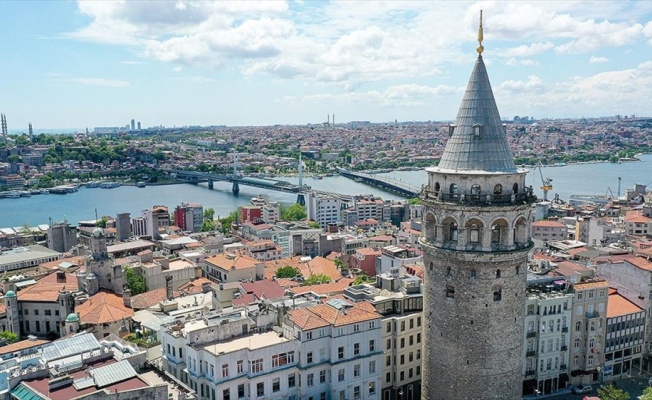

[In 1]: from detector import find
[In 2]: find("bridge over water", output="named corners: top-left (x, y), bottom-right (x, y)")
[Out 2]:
top-left (166, 167), bottom-right (419, 203)
top-left (337, 169), bottom-right (420, 198)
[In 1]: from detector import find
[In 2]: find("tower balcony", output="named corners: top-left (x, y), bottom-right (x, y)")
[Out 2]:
top-left (421, 186), bottom-right (536, 206)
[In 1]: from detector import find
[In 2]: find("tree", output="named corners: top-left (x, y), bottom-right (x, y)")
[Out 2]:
top-left (0, 331), bottom-right (18, 344)
top-left (307, 221), bottom-right (321, 229)
top-left (97, 216), bottom-right (109, 228)
top-left (408, 197), bottom-right (422, 205)
top-left (275, 266), bottom-right (301, 279)
top-left (597, 384), bottom-right (630, 400)
top-left (201, 207), bottom-right (217, 232)
top-left (217, 208), bottom-right (239, 234)
top-left (354, 274), bottom-right (374, 285)
top-left (280, 203), bottom-right (307, 221)
top-left (124, 267), bottom-right (147, 295)
top-left (641, 387), bottom-right (652, 400)
top-left (303, 273), bottom-right (331, 286)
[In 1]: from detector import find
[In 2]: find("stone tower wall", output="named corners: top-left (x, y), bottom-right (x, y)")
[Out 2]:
top-left (421, 196), bottom-right (532, 399)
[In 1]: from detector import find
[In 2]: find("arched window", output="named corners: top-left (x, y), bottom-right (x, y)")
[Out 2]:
top-left (513, 183), bottom-right (519, 194)
top-left (424, 213), bottom-right (436, 242)
top-left (496, 269), bottom-right (501, 278)
top-left (429, 262), bottom-right (433, 271)
top-left (470, 269), bottom-right (477, 278)
top-left (446, 285), bottom-right (455, 298)
top-left (589, 338), bottom-right (595, 349)
top-left (434, 182), bottom-right (440, 192)
top-left (450, 223), bottom-right (458, 241)
top-left (516, 265), bottom-right (520, 274)
top-left (494, 184), bottom-right (502, 195)
top-left (471, 184), bottom-right (481, 195)
top-left (469, 223), bottom-right (480, 243)
top-left (449, 183), bottom-right (458, 194)
top-left (493, 288), bottom-right (502, 301)
top-left (491, 224), bottom-right (501, 243)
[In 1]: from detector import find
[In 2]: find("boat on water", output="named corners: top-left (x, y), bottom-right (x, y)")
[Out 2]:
top-left (5, 191), bottom-right (21, 198)
top-left (99, 182), bottom-right (121, 189)
top-left (49, 185), bottom-right (79, 194)
top-left (19, 191), bottom-right (31, 197)
top-left (136, 181), bottom-right (146, 188)
top-left (85, 181), bottom-right (101, 188)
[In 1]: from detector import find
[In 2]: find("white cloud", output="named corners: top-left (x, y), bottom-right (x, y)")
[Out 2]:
top-left (589, 56), bottom-right (608, 64)
top-left (500, 42), bottom-right (554, 58)
top-left (300, 83), bottom-right (462, 107)
top-left (506, 58), bottom-right (539, 67)
top-left (498, 75), bottom-right (545, 93)
top-left (119, 60), bottom-right (143, 65)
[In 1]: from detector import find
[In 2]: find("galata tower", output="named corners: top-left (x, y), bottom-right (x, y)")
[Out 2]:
top-left (420, 11), bottom-right (534, 399)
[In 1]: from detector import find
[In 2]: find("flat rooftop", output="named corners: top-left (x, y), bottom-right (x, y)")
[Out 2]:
top-left (202, 331), bottom-right (290, 356)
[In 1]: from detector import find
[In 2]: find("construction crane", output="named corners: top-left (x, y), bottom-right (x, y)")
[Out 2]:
top-left (537, 162), bottom-right (553, 201)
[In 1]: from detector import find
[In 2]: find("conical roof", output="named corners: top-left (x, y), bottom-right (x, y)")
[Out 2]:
top-left (436, 55), bottom-right (517, 173)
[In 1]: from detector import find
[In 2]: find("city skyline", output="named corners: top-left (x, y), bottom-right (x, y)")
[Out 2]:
top-left (2, 1), bottom-right (652, 130)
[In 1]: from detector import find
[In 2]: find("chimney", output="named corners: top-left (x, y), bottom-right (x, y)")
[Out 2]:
top-left (201, 282), bottom-right (211, 294)
top-left (165, 275), bottom-right (173, 301)
top-left (56, 271), bottom-right (66, 283)
top-left (123, 289), bottom-right (132, 308)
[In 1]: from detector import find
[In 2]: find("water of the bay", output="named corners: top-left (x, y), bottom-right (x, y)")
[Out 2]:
top-left (1, 155), bottom-right (651, 228)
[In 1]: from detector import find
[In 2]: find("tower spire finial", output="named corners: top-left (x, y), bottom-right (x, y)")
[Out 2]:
top-left (477, 10), bottom-right (484, 55)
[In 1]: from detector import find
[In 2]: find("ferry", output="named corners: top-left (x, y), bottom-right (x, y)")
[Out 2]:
top-left (99, 182), bottom-right (121, 189)
top-left (49, 185), bottom-right (79, 194)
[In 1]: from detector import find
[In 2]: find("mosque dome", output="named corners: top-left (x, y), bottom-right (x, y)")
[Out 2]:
top-left (66, 313), bottom-right (79, 323)
top-left (5, 290), bottom-right (16, 298)
top-left (92, 227), bottom-right (105, 238)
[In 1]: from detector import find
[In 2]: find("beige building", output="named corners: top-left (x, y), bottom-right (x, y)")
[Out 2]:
top-left (531, 220), bottom-right (567, 242)
top-left (203, 252), bottom-right (263, 283)
top-left (76, 290), bottom-right (134, 339)
top-left (569, 279), bottom-right (609, 385)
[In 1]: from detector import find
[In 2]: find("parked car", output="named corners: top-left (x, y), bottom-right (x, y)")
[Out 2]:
top-left (571, 384), bottom-right (593, 394)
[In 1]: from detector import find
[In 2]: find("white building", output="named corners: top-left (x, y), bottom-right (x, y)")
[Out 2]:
top-left (306, 193), bottom-right (342, 228)
top-left (522, 277), bottom-right (573, 396)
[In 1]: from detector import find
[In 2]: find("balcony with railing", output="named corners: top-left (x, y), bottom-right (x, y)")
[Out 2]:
top-left (421, 186), bottom-right (536, 206)
top-left (525, 369), bottom-right (536, 377)
top-left (586, 311), bottom-right (600, 319)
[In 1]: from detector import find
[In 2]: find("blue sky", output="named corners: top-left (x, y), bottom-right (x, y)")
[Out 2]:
top-left (2, 1), bottom-right (652, 131)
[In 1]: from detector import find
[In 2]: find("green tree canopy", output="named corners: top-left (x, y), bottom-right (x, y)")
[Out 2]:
top-left (641, 386), bottom-right (652, 400)
top-left (303, 273), bottom-right (331, 286)
top-left (280, 203), bottom-right (307, 221)
top-left (308, 221), bottom-right (321, 229)
top-left (597, 384), bottom-right (630, 400)
top-left (124, 267), bottom-right (147, 295)
top-left (0, 331), bottom-right (18, 344)
top-left (275, 266), bottom-right (301, 279)
top-left (201, 207), bottom-right (217, 232)
top-left (354, 274), bottom-right (374, 285)
top-left (408, 197), bottom-right (422, 205)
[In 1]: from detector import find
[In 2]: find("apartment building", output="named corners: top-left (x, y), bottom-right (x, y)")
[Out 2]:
top-left (522, 277), bottom-right (573, 396)
top-left (531, 220), bottom-right (567, 242)
top-left (161, 297), bottom-right (382, 400)
top-left (624, 210), bottom-right (652, 236)
top-left (306, 192), bottom-right (342, 228)
top-left (174, 202), bottom-right (204, 232)
top-left (203, 252), bottom-right (264, 283)
top-left (574, 216), bottom-right (615, 247)
top-left (604, 289), bottom-right (645, 381)
top-left (569, 279), bottom-right (609, 385)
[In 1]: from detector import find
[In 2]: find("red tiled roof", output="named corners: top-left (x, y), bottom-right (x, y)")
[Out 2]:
top-left (76, 291), bottom-right (134, 325)
top-left (607, 291), bottom-right (644, 318)
top-left (18, 272), bottom-right (79, 302)
top-left (130, 288), bottom-right (180, 310)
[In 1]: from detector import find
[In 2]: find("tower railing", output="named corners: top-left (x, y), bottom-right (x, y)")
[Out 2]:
top-left (421, 186), bottom-right (536, 205)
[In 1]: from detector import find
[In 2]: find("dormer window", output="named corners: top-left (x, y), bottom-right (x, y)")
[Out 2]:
top-left (472, 124), bottom-right (482, 139)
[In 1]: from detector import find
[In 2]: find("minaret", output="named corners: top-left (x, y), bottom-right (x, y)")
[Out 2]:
top-left (420, 11), bottom-right (533, 399)
top-left (28, 123), bottom-right (33, 142)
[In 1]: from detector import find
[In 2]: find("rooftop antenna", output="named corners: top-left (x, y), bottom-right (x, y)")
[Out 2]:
top-left (477, 10), bottom-right (484, 55)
